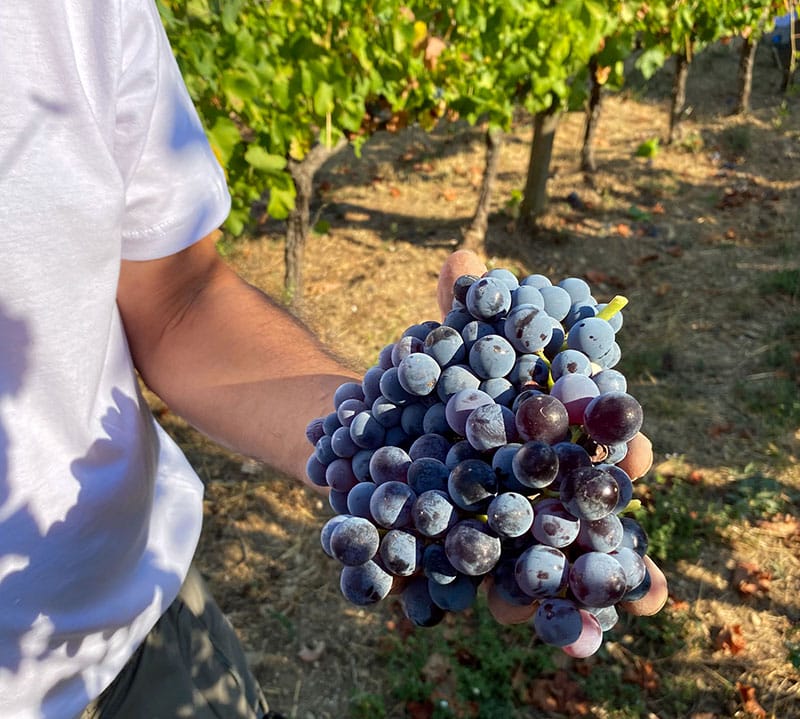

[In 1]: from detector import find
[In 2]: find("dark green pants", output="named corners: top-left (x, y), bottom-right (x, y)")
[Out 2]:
top-left (81, 568), bottom-right (269, 719)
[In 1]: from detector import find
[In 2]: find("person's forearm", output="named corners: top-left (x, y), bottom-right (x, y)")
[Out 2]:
top-left (118, 241), bottom-right (359, 483)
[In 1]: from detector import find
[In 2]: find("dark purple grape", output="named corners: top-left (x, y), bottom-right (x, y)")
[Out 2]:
top-left (369, 481), bottom-right (417, 528)
top-left (407, 457), bottom-right (449, 494)
top-left (368, 445), bottom-right (412, 485)
top-left (550, 349), bottom-right (592, 380)
top-left (325, 457), bottom-right (358, 492)
top-left (515, 394), bottom-right (569, 445)
top-left (305, 416), bottom-right (326, 445)
top-left (468, 334), bottom-right (516, 379)
top-left (560, 466), bottom-right (619, 521)
top-left (534, 598), bottom-right (582, 647)
top-left (329, 516), bottom-right (380, 566)
top-left (331, 425), bottom-right (359, 458)
top-left (337, 397), bottom-right (368, 427)
top-left (568, 551), bottom-right (627, 607)
top-left (400, 577), bottom-right (445, 627)
top-left (408, 432), bottom-right (452, 463)
top-left (453, 274), bottom-right (480, 305)
top-left (391, 334), bottom-right (424, 366)
top-left (379, 529), bottom-right (423, 576)
top-left (423, 544), bottom-right (458, 585)
top-left (619, 517), bottom-right (649, 557)
top-left (333, 381), bottom-right (365, 408)
top-left (503, 304), bottom-right (553, 354)
top-left (575, 513), bottom-right (623, 553)
top-left (582, 391), bottom-right (644, 445)
top-left (515, 545), bottom-right (569, 598)
top-left (397, 352), bottom-right (441, 396)
top-left (567, 317), bottom-right (616, 362)
top-left (436, 364), bottom-right (481, 403)
top-left (340, 561), bottom-right (393, 605)
top-left (531, 499), bottom-right (580, 548)
top-left (465, 403), bottom-right (518, 451)
top-left (465, 276), bottom-right (512, 321)
top-left (320, 515), bottom-right (350, 557)
top-left (444, 519), bottom-right (502, 576)
top-left (428, 573), bottom-right (478, 612)
top-left (486, 492), bottom-right (534, 538)
top-left (346, 481), bottom-right (377, 520)
top-left (447, 459), bottom-right (497, 512)
top-left (445, 388), bottom-right (494, 436)
top-left (511, 440), bottom-right (559, 489)
top-left (412, 489), bottom-right (458, 538)
top-left (610, 546), bottom-right (647, 591)
top-left (424, 325), bottom-right (467, 368)
top-left (349, 411), bottom-right (386, 449)
top-left (539, 284), bottom-right (572, 321)
top-left (444, 439), bottom-right (480, 470)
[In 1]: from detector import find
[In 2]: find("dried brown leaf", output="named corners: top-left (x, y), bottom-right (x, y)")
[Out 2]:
top-left (714, 624), bottom-right (746, 655)
top-left (736, 682), bottom-right (767, 718)
top-left (732, 562), bottom-right (771, 597)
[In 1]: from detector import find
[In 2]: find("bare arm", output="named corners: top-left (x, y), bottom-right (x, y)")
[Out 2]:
top-left (117, 234), bottom-right (359, 484)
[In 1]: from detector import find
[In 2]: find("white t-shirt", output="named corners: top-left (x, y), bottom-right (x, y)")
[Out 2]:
top-left (0, 2), bottom-right (231, 717)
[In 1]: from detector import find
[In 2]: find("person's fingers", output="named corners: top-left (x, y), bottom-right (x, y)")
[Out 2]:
top-left (484, 576), bottom-right (538, 625)
top-left (618, 555), bottom-right (668, 616)
top-left (436, 249), bottom-right (487, 318)
top-left (616, 431), bottom-right (653, 480)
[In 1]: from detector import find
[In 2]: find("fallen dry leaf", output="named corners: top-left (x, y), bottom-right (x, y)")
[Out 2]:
top-left (441, 188), bottom-right (458, 202)
top-left (406, 700), bottom-right (433, 719)
top-left (516, 668), bottom-right (590, 715)
top-left (623, 658), bottom-right (660, 692)
top-left (585, 269), bottom-right (610, 284)
top-left (634, 252), bottom-right (660, 265)
top-left (715, 624), bottom-right (746, 655)
top-left (732, 562), bottom-right (771, 597)
top-left (736, 682), bottom-right (767, 718)
top-left (616, 223), bottom-right (632, 237)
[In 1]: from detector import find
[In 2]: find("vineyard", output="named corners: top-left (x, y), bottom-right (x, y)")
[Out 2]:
top-left (152, 3), bottom-right (800, 719)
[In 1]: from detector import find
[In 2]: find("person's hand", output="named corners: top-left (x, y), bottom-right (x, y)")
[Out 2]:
top-left (436, 249), bottom-right (488, 318)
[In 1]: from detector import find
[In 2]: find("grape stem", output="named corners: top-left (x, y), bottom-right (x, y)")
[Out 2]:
top-left (596, 295), bottom-right (629, 321)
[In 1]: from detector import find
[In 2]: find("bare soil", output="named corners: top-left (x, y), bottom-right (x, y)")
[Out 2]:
top-left (153, 41), bottom-right (800, 718)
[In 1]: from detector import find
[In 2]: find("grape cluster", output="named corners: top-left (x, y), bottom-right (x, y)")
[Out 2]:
top-left (305, 269), bottom-right (657, 658)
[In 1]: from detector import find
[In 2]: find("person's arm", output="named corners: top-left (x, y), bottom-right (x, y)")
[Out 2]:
top-left (117, 233), bottom-right (360, 484)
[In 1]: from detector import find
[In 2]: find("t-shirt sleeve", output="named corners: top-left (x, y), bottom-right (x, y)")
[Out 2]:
top-left (115, 0), bottom-right (231, 261)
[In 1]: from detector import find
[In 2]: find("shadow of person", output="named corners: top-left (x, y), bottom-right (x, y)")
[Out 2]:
top-left (1, 379), bottom-right (184, 718)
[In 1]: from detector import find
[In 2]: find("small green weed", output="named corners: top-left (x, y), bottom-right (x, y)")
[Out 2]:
top-left (350, 691), bottom-right (387, 719)
top-left (387, 600), bottom-right (556, 719)
top-left (758, 268), bottom-right (800, 299)
top-left (632, 472), bottom-right (719, 563)
top-left (719, 124), bottom-right (751, 156)
top-left (723, 469), bottom-right (798, 522)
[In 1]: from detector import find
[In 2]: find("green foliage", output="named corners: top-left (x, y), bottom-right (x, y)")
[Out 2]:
top-left (723, 469), bottom-right (798, 522)
top-left (758, 268), bottom-right (800, 298)
top-left (635, 137), bottom-right (660, 158)
top-left (350, 691), bottom-right (387, 718)
top-left (156, 0), bottom-right (791, 236)
top-left (157, 0), bottom-right (434, 234)
top-left (632, 471), bottom-right (718, 562)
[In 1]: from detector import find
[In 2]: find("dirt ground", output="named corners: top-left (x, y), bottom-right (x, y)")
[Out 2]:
top-left (152, 40), bottom-right (800, 718)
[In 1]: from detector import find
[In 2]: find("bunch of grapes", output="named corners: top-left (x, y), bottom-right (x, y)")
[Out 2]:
top-left (305, 269), bottom-right (658, 658)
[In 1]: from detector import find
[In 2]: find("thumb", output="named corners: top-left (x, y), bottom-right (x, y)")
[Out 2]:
top-left (436, 249), bottom-right (487, 319)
